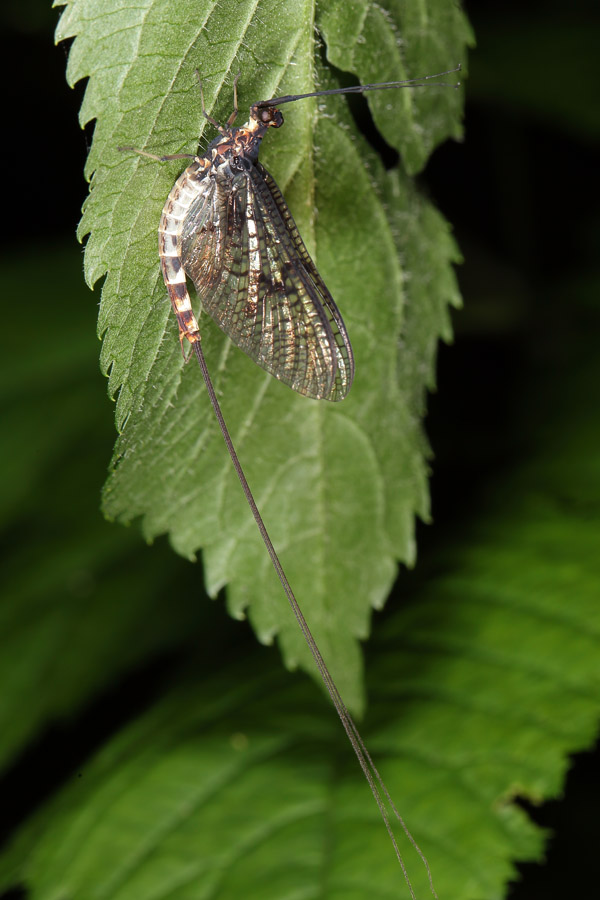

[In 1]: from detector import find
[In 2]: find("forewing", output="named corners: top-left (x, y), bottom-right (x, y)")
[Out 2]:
top-left (255, 163), bottom-right (354, 400)
top-left (180, 163), bottom-right (354, 401)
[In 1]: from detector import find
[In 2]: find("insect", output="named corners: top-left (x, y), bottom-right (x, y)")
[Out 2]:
top-left (163, 77), bottom-right (354, 402)
top-left (119, 65), bottom-right (460, 898)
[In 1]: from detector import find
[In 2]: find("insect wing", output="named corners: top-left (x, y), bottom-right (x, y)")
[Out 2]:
top-left (178, 172), bottom-right (226, 296)
top-left (254, 163), bottom-right (354, 400)
top-left (180, 162), bottom-right (354, 400)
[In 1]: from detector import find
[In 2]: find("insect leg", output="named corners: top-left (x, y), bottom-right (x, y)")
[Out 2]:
top-left (226, 72), bottom-right (241, 127)
top-left (195, 70), bottom-right (227, 134)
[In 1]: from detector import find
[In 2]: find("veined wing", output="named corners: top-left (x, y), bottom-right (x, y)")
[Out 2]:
top-left (180, 162), bottom-right (354, 401)
top-left (254, 162), bottom-right (354, 399)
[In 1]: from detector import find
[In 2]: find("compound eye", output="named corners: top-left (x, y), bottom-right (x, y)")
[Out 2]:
top-left (266, 109), bottom-right (283, 129)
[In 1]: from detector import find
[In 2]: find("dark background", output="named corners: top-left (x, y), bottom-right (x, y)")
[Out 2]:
top-left (1, 0), bottom-right (598, 896)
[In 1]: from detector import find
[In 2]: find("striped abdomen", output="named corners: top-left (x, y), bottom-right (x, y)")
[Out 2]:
top-left (158, 159), bottom-right (210, 348)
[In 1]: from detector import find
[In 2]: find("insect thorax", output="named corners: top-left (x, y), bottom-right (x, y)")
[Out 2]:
top-left (201, 103), bottom-right (284, 169)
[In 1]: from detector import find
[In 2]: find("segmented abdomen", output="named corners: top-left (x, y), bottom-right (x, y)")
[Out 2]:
top-left (158, 160), bottom-right (209, 346)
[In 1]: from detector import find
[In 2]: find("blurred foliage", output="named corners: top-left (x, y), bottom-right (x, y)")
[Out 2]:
top-left (0, 246), bottom-right (220, 773)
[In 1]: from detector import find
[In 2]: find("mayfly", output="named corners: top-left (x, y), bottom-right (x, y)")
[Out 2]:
top-left (119, 64), bottom-right (460, 898)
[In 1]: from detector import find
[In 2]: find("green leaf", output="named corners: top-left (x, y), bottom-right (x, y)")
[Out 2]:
top-left (318, 0), bottom-right (473, 170)
top-left (2, 353), bottom-right (599, 897)
top-left (54, 0), bottom-right (470, 710)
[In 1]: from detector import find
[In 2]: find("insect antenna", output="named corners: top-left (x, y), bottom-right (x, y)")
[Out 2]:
top-left (255, 64), bottom-right (461, 108)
